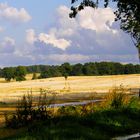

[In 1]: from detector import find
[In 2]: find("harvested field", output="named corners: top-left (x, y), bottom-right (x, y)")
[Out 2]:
top-left (0, 74), bottom-right (139, 102)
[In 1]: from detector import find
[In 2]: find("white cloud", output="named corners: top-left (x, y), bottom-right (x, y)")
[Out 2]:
top-left (0, 3), bottom-right (31, 23)
top-left (77, 7), bottom-right (117, 33)
top-left (0, 37), bottom-right (15, 53)
top-left (26, 29), bottom-right (36, 44)
top-left (0, 5), bottom-right (139, 67)
top-left (26, 28), bottom-right (71, 51)
top-left (38, 33), bottom-right (71, 50)
top-left (3, 37), bottom-right (15, 46)
top-left (23, 5), bottom-right (138, 65)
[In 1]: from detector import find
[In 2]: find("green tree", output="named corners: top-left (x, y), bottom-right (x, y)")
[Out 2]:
top-left (2, 67), bottom-right (15, 82)
top-left (71, 63), bottom-right (83, 76)
top-left (135, 64), bottom-right (140, 73)
top-left (39, 66), bottom-right (62, 79)
top-left (113, 62), bottom-right (124, 75)
top-left (0, 68), bottom-right (3, 77)
top-left (15, 66), bottom-right (27, 81)
top-left (83, 62), bottom-right (98, 75)
top-left (61, 63), bottom-right (72, 77)
top-left (96, 62), bottom-right (110, 75)
top-left (124, 64), bottom-right (136, 74)
top-left (70, 0), bottom-right (140, 58)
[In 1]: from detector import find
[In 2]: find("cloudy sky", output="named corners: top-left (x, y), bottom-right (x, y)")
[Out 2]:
top-left (0, 0), bottom-right (139, 67)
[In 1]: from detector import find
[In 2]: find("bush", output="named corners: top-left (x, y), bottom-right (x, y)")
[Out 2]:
top-left (16, 76), bottom-right (26, 81)
top-left (103, 85), bottom-right (129, 109)
top-left (5, 90), bottom-right (54, 128)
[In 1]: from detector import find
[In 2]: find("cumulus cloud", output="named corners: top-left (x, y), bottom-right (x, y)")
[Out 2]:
top-left (26, 29), bottom-right (71, 51)
top-left (57, 6), bottom-right (137, 55)
top-left (26, 29), bottom-right (36, 44)
top-left (77, 7), bottom-right (117, 33)
top-left (0, 3), bottom-right (31, 23)
top-left (1, 5), bottom-right (139, 67)
top-left (0, 37), bottom-right (15, 53)
top-left (38, 33), bottom-right (71, 50)
top-left (23, 5), bottom-right (138, 65)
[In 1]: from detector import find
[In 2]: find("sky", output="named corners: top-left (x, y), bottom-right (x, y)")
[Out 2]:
top-left (0, 0), bottom-right (139, 67)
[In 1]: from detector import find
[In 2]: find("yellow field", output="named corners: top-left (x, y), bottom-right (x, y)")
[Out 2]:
top-left (0, 74), bottom-right (140, 102)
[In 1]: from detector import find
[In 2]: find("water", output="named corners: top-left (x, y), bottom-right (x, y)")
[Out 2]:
top-left (33, 99), bottom-right (103, 109)
top-left (112, 133), bottom-right (140, 140)
top-left (48, 99), bottom-right (102, 108)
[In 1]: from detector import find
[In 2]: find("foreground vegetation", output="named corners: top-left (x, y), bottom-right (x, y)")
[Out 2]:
top-left (0, 87), bottom-right (140, 140)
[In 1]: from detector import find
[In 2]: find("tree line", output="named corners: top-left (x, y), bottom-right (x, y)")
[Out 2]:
top-left (0, 62), bottom-right (140, 81)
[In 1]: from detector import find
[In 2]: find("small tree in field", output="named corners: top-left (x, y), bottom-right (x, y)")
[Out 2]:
top-left (32, 73), bottom-right (38, 80)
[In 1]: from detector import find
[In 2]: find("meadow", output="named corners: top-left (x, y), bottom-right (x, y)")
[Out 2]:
top-left (0, 74), bottom-right (140, 139)
top-left (0, 74), bottom-right (140, 102)
top-left (0, 86), bottom-right (140, 140)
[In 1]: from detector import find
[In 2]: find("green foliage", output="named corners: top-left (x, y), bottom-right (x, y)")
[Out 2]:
top-left (2, 67), bottom-right (16, 81)
top-left (39, 66), bottom-right (62, 79)
top-left (71, 63), bottom-right (83, 76)
top-left (58, 106), bottom-right (79, 116)
top-left (61, 62), bottom-right (72, 77)
top-left (124, 64), bottom-right (136, 74)
top-left (15, 66), bottom-right (27, 81)
top-left (83, 63), bottom-right (98, 75)
top-left (110, 90), bottom-right (126, 109)
top-left (1, 62), bottom-right (140, 81)
top-left (1, 66), bottom-right (27, 82)
top-left (3, 102), bottom-right (140, 140)
top-left (105, 86), bottom-right (128, 109)
top-left (127, 97), bottom-right (140, 109)
top-left (16, 76), bottom-right (26, 82)
top-left (37, 61), bottom-right (140, 79)
top-left (5, 90), bottom-right (52, 128)
top-left (2, 88), bottom-right (140, 139)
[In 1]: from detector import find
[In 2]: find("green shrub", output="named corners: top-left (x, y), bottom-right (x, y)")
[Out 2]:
top-left (104, 85), bottom-right (128, 109)
top-left (16, 76), bottom-right (26, 81)
top-left (5, 90), bottom-right (54, 128)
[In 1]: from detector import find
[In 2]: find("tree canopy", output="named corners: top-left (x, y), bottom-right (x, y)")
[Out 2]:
top-left (2, 66), bottom-right (27, 82)
top-left (70, 0), bottom-right (140, 58)
top-left (1, 62), bottom-right (140, 81)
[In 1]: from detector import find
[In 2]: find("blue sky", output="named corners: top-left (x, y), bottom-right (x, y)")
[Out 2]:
top-left (0, 1), bottom-right (139, 67)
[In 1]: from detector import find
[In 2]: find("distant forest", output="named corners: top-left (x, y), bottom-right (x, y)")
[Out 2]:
top-left (0, 62), bottom-right (140, 81)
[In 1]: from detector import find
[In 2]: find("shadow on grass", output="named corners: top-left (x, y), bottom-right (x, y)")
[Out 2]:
top-left (1, 87), bottom-right (140, 140)
top-left (1, 107), bottom-right (140, 140)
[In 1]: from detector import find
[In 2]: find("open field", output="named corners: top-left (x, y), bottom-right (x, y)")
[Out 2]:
top-left (0, 74), bottom-right (140, 138)
top-left (0, 74), bottom-right (140, 102)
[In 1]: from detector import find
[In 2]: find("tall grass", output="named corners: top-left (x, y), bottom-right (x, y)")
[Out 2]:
top-left (101, 85), bottom-right (130, 109)
top-left (2, 87), bottom-right (140, 140)
top-left (4, 89), bottom-right (57, 128)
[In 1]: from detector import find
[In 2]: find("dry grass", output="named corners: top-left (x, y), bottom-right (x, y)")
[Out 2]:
top-left (0, 74), bottom-right (139, 102)
top-left (0, 74), bottom-right (139, 125)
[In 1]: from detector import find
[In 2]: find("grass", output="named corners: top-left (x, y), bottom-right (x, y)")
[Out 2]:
top-left (0, 74), bottom-right (139, 103)
top-left (0, 75), bottom-right (139, 139)
top-left (0, 87), bottom-right (140, 140)
top-left (0, 106), bottom-right (140, 140)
